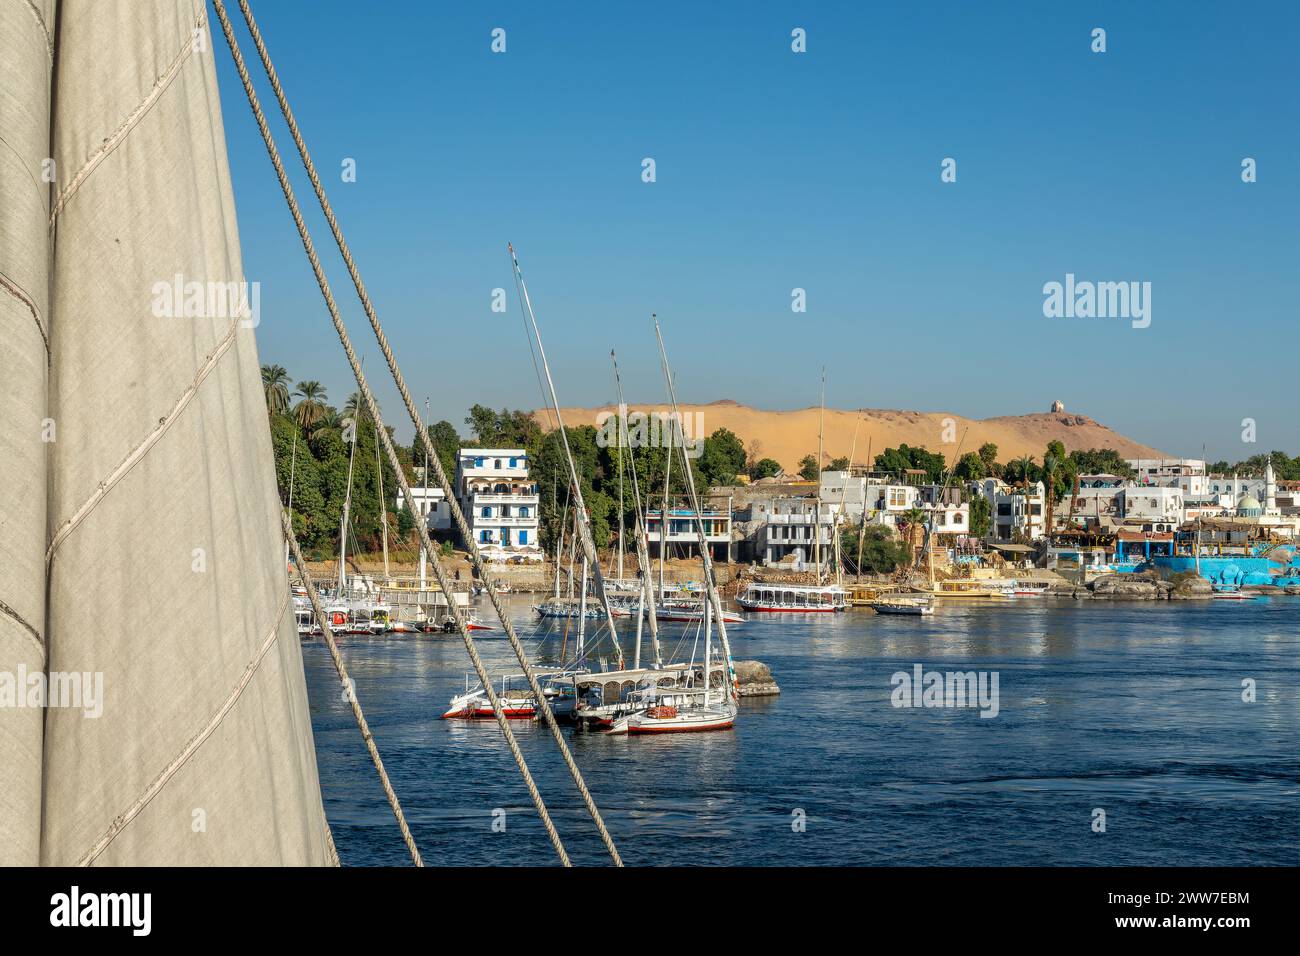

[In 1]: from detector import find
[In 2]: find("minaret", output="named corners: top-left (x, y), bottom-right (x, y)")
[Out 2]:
top-left (1265, 460), bottom-right (1277, 513)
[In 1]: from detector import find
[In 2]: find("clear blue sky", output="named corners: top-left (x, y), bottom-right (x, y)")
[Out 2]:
top-left (214, 1), bottom-right (1299, 460)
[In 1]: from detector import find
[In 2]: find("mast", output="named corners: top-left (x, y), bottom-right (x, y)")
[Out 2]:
top-left (834, 410), bottom-right (862, 590)
top-left (576, 555), bottom-right (589, 662)
top-left (338, 402), bottom-right (360, 596)
top-left (658, 406), bottom-right (673, 602)
top-left (612, 350), bottom-right (661, 668)
top-left (815, 368), bottom-right (825, 583)
top-left (284, 429), bottom-right (298, 567)
top-left (857, 437), bottom-right (872, 584)
top-left (703, 587), bottom-right (712, 705)
top-left (509, 245), bottom-right (622, 640)
top-left (376, 411), bottom-right (389, 582)
top-left (653, 316), bottom-right (736, 701)
top-left (419, 399), bottom-right (428, 590)
top-left (616, 426), bottom-right (625, 583)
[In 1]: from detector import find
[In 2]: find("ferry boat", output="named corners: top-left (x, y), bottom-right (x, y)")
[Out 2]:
top-left (735, 582), bottom-right (848, 612)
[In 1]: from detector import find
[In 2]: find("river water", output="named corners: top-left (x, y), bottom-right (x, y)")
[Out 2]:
top-left (303, 595), bottom-right (1300, 866)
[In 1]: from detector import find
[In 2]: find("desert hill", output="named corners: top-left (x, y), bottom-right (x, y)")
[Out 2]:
top-left (536, 400), bottom-right (1165, 472)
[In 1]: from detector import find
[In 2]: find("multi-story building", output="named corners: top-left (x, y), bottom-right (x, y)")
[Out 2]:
top-left (972, 478), bottom-right (1047, 541)
top-left (645, 495), bottom-right (734, 561)
top-left (454, 448), bottom-right (542, 558)
top-left (760, 496), bottom-right (836, 568)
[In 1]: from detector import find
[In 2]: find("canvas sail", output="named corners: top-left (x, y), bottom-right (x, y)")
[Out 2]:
top-left (0, 0), bottom-right (55, 867)
top-left (0, 0), bottom-right (331, 864)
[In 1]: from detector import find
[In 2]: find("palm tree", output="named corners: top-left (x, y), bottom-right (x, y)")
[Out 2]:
top-left (1042, 452), bottom-right (1059, 534)
top-left (261, 364), bottom-right (292, 416)
top-left (310, 407), bottom-right (344, 442)
top-left (292, 381), bottom-right (328, 431)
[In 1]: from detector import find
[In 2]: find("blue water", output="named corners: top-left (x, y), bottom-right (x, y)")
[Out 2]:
top-left (304, 595), bottom-right (1300, 866)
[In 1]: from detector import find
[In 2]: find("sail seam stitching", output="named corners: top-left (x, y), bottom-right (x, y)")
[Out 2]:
top-left (76, 591), bottom-right (289, 866)
top-left (0, 270), bottom-right (51, 362)
top-left (48, 7), bottom-right (206, 227)
top-left (46, 316), bottom-right (240, 564)
top-left (0, 599), bottom-right (44, 658)
top-left (21, 0), bottom-right (53, 62)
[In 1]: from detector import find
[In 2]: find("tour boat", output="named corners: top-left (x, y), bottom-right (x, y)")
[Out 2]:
top-left (735, 582), bottom-right (848, 612)
top-left (388, 619), bottom-right (419, 634)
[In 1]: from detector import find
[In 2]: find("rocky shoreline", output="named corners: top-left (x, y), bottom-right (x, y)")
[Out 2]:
top-left (1047, 571), bottom-right (1300, 600)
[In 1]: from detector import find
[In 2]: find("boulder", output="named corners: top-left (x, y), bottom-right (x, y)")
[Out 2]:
top-left (1170, 575), bottom-right (1213, 600)
top-left (1090, 574), bottom-right (1165, 599)
top-left (733, 660), bottom-right (773, 684)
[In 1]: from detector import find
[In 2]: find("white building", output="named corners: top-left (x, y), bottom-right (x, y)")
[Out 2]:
top-left (916, 485), bottom-right (969, 536)
top-left (973, 478), bottom-right (1047, 542)
top-left (397, 485), bottom-right (451, 532)
top-left (454, 448), bottom-right (542, 558)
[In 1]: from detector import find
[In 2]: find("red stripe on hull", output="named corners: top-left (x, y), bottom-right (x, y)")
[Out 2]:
top-left (626, 720), bottom-right (735, 734)
top-left (737, 605), bottom-right (838, 613)
top-left (442, 707), bottom-right (535, 720)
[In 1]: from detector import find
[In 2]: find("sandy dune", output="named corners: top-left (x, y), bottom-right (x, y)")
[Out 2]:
top-left (538, 399), bottom-right (1165, 473)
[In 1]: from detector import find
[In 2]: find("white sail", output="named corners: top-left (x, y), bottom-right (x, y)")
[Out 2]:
top-left (0, 0), bottom-right (55, 867)
top-left (0, 0), bottom-right (331, 865)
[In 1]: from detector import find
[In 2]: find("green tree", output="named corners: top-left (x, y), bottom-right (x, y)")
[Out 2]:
top-left (699, 427), bottom-right (747, 485)
top-left (825, 456), bottom-right (851, 471)
top-left (954, 451), bottom-right (985, 481)
top-left (422, 420), bottom-right (461, 483)
top-left (752, 458), bottom-right (782, 480)
top-left (968, 494), bottom-right (991, 538)
top-left (293, 381), bottom-right (329, 431)
top-left (799, 454), bottom-right (819, 481)
top-left (977, 442), bottom-right (999, 475)
top-left (262, 364), bottom-right (292, 416)
top-left (840, 525), bottom-right (911, 575)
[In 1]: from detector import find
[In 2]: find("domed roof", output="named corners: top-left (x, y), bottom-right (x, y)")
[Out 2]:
top-left (1237, 495), bottom-right (1263, 515)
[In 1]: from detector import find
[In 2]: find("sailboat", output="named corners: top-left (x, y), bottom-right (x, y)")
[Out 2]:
top-left (605, 318), bottom-right (739, 735)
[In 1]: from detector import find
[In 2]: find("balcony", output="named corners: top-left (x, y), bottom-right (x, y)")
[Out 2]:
top-left (470, 493), bottom-right (540, 507)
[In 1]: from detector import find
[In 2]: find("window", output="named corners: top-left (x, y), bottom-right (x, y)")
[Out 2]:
top-left (481, 506), bottom-right (491, 518)
top-left (474, 457), bottom-right (484, 468)
top-left (509, 457), bottom-right (518, 467)
top-left (520, 506), bottom-right (530, 517)
top-left (479, 530), bottom-right (490, 543)
top-left (519, 530), bottom-right (528, 544)
top-left (494, 459), bottom-right (502, 469)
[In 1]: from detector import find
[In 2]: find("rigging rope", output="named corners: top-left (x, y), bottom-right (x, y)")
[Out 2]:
top-left (212, 0), bottom-right (576, 867)
top-left (282, 510), bottom-right (423, 866)
top-left (217, 0), bottom-right (622, 865)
